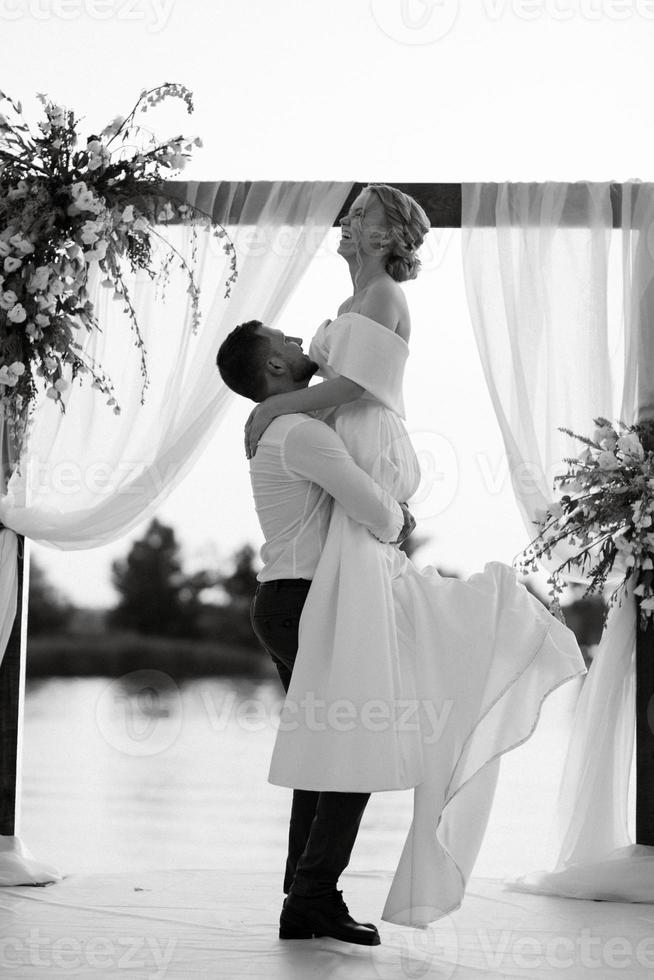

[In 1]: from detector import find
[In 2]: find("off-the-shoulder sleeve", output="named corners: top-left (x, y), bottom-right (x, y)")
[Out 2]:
top-left (308, 313), bottom-right (408, 418)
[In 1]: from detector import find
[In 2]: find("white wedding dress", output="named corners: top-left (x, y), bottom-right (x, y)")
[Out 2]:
top-left (267, 312), bottom-right (588, 928)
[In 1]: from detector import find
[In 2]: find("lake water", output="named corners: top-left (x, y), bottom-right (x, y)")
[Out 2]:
top-left (18, 670), bottom-right (606, 886)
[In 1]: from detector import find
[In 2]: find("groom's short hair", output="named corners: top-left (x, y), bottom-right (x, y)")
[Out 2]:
top-left (216, 320), bottom-right (271, 401)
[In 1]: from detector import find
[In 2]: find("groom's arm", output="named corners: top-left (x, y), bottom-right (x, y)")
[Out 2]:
top-left (281, 418), bottom-right (406, 544)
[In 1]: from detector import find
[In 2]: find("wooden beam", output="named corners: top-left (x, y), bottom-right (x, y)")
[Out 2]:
top-left (635, 602), bottom-right (654, 843)
top-left (0, 533), bottom-right (27, 835)
top-left (160, 181), bottom-right (626, 228)
top-left (635, 426), bottom-right (654, 844)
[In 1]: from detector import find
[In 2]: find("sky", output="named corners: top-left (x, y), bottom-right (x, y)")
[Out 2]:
top-left (3, 0), bottom-right (653, 606)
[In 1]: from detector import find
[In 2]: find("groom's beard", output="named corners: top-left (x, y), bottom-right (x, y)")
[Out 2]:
top-left (290, 358), bottom-right (319, 383)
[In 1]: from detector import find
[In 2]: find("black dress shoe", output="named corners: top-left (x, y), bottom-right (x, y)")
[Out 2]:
top-left (279, 888), bottom-right (381, 945)
top-left (282, 894), bottom-right (377, 932)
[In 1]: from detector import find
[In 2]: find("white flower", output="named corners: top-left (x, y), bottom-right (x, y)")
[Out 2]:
top-left (641, 596), bottom-right (654, 611)
top-left (7, 303), bottom-right (27, 323)
top-left (6, 181), bottom-right (28, 201)
top-left (68, 181), bottom-right (103, 215)
top-left (80, 220), bottom-right (101, 245)
top-left (28, 266), bottom-right (50, 292)
top-left (642, 557), bottom-right (654, 570)
top-left (9, 234), bottom-right (34, 255)
top-left (79, 191), bottom-right (103, 214)
top-left (47, 104), bottom-right (66, 127)
top-left (46, 387), bottom-right (59, 400)
top-left (597, 450), bottom-right (621, 471)
top-left (84, 240), bottom-right (108, 263)
top-left (87, 150), bottom-right (108, 172)
top-left (101, 115), bottom-right (125, 138)
top-left (43, 356), bottom-right (57, 372)
top-left (121, 205), bottom-right (135, 224)
top-left (156, 202), bottom-right (174, 222)
top-left (614, 530), bottom-right (632, 551)
top-left (132, 216), bottom-right (149, 233)
top-left (54, 378), bottom-right (68, 392)
top-left (0, 361), bottom-right (25, 387)
top-left (3, 256), bottom-right (21, 273)
top-left (70, 181), bottom-right (89, 200)
top-left (25, 322), bottom-right (42, 341)
top-left (617, 432), bottom-right (645, 460)
top-left (0, 290), bottom-right (18, 310)
top-left (35, 313), bottom-right (50, 327)
top-left (594, 424), bottom-right (617, 446)
top-left (36, 292), bottom-right (57, 312)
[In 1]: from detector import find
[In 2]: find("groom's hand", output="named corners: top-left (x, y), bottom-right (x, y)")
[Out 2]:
top-left (394, 502), bottom-right (416, 546)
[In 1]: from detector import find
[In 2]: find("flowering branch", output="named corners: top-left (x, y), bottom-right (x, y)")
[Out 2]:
top-left (513, 416), bottom-right (654, 631)
top-left (0, 83), bottom-right (238, 477)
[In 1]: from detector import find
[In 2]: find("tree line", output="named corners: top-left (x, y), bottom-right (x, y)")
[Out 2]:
top-left (29, 518), bottom-right (261, 650)
top-left (28, 518), bottom-right (607, 665)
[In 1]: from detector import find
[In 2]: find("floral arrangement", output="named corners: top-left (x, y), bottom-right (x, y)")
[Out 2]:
top-left (0, 82), bottom-right (237, 476)
top-left (514, 417), bottom-right (654, 631)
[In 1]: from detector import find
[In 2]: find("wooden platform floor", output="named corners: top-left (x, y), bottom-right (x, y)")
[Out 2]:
top-left (2, 868), bottom-right (654, 978)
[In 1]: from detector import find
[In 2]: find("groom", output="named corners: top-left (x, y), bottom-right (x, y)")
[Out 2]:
top-left (216, 319), bottom-right (415, 946)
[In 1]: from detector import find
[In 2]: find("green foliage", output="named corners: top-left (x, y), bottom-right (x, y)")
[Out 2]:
top-left (108, 517), bottom-right (213, 638)
top-left (219, 544), bottom-right (259, 607)
top-left (196, 543), bottom-right (261, 650)
top-left (107, 519), bottom-right (261, 650)
top-left (28, 556), bottom-right (76, 635)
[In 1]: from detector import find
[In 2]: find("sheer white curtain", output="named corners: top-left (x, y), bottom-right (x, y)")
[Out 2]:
top-left (462, 181), bottom-right (654, 901)
top-left (0, 179), bottom-right (353, 885)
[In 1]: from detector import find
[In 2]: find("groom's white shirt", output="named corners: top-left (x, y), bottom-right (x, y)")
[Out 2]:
top-left (249, 413), bottom-right (404, 582)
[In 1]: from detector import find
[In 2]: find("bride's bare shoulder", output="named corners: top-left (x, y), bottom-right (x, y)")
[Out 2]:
top-left (360, 278), bottom-right (411, 340)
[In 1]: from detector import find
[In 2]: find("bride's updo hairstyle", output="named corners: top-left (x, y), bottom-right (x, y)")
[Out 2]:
top-left (364, 184), bottom-right (430, 282)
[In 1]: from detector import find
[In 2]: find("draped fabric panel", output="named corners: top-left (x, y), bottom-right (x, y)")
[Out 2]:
top-left (461, 181), bottom-right (654, 900)
top-left (0, 179), bottom-right (353, 884)
top-left (0, 181), bottom-right (352, 550)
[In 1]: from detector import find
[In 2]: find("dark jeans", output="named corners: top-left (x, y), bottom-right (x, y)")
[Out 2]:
top-left (251, 578), bottom-right (371, 898)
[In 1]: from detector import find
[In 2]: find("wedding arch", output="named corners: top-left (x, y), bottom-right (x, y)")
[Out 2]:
top-left (1, 178), bottom-right (653, 900)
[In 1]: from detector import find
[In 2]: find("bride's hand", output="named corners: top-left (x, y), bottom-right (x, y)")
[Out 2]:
top-left (244, 402), bottom-right (275, 459)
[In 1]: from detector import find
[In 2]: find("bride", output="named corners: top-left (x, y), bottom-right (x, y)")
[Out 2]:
top-left (244, 183), bottom-right (587, 927)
